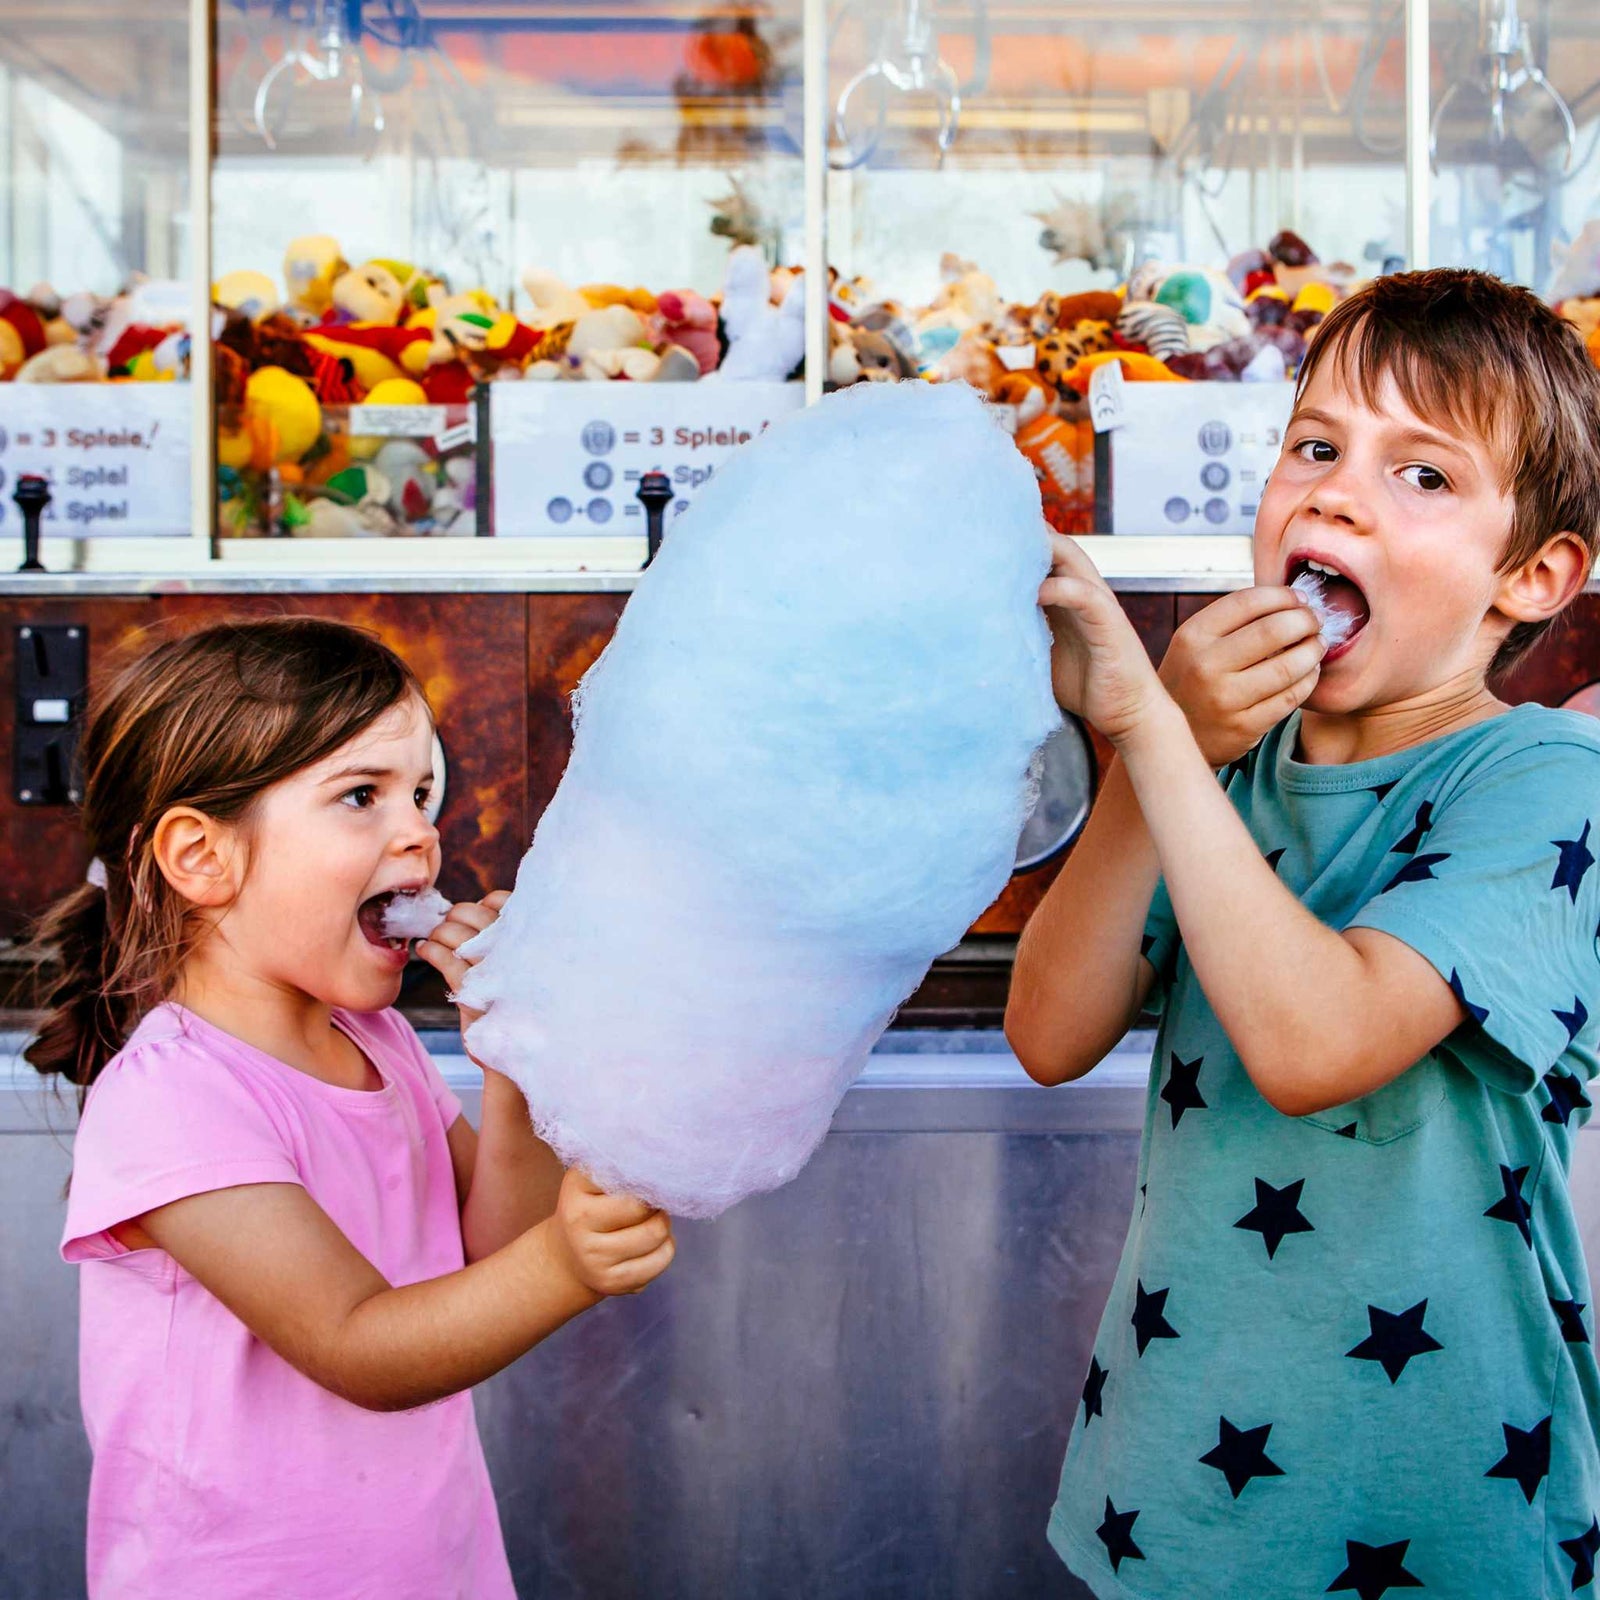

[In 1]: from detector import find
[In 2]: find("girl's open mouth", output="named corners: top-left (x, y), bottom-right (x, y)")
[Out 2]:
top-left (1287, 556), bottom-right (1371, 660)
top-left (357, 891), bottom-right (409, 951)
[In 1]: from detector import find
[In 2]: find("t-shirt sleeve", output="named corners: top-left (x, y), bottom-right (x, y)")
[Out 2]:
top-left (62, 1038), bottom-right (302, 1262)
top-left (1346, 740), bottom-right (1600, 1095)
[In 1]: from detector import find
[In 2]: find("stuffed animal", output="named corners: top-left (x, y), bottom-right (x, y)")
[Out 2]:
top-left (580, 283), bottom-right (658, 317)
top-left (930, 331), bottom-right (1006, 395)
top-left (1036, 323), bottom-right (1116, 399)
top-left (521, 269), bottom-right (590, 329)
top-left (654, 289), bottom-right (720, 375)
top-left (566, 304), bottom-right (653, 380)
top-left (0, 290), bottom-right (48, 377)
top-left (991, 370), bottom-right (1054, 428)
top-left (16, 345), bottom-right (102, 383)
top-left (714, 245), bottom-right (805, 382)
top-left (283, 235), bottom-right (346, 321)
top-left (214, 271), bottom-right (281, 322)
top-left (1559, 297), bottom-right (1600, 366)
top-left (327, 261), bottom-right (412, 327)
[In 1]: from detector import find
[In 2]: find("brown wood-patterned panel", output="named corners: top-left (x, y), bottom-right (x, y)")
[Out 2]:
top-left (0, 594), bottom-right (527, 939)
top-left (526, 592), bottom-right (629, 825)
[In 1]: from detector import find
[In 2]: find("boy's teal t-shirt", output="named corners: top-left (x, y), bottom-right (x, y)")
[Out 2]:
top-left (1050, 704), bottom-right (1600, 1600)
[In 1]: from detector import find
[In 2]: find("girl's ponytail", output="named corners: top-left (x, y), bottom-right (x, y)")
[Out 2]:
top-left (24, 880), bottom-right (128, 1093)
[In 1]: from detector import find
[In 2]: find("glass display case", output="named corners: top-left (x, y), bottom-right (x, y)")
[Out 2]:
top-left (2, 0), bottom-right (1598, 578)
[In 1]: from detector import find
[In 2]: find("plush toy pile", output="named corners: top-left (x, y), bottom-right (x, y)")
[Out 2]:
top-left (0, 280), bottom-right (188, 385)
top-left (207, 234), bottom-right (819, 536)
top-left (827, 231), bottom-right (1356, 534)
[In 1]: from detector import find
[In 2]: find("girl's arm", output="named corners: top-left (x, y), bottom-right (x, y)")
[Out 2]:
top-left (133, 1170), bottom-right (672, 1413)
top-left (421, 893), bottom-right (567, 1262)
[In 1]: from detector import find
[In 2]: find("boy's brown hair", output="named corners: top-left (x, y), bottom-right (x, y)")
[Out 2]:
top-left (1295, 268), bottom-right (1600, 674)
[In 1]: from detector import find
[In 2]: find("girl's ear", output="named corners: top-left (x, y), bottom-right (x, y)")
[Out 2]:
top-left (151, 807), bottom-right (241, 908)
top-left (1496, 531), bottom-right (1590, 625)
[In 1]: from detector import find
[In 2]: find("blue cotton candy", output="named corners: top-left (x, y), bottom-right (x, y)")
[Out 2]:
top-left (459, 380), bottom-right (1061, 1217)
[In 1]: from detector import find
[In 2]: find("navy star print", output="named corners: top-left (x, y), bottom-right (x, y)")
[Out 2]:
top-left (1095, 1498), bottom-right (1144, 1573)
top-left (1485, 1415), bottom-right (1551, 1504)
top-left (1449, 968), bottom-right (1489, 1025)
top-left (1382, 851), bottom-right (1451, 893)
top-left (1265, 846), bottom-right (1287, 873)
top-left (1390, 801), bottom-right (1434, 854)
top-left (1346, 1300), bottom-right (1443, 1384)
top-left (1553, 1298), bottom-right (1591, 1344)
top-left (1544, 1069), bottom-right (1592, 1128)
top-left (1160, 1052), bottom-right (1207, 1127)
top-left (1326, 1538), bottom-right (1424, 1599)
top-left (1234, 1178), bottom-right (1314, 1259)
top-left (1555, 996), bottom-right (1590, 1044)
top-left (1366, 779), bottom-right (1398, 801)
top-left (1561, 1518), bottom-right (1600, 1590)
top-left (1199, 1417), bottom-right (1284, 1499)
top-left (1080, 1357), bottom-right (1107, 1426)
top-left (1485, 1164), bottom-right (1534, 1247)
top-left (1552, 821), bottom-right (1595, 903)
top-left (1131, 1281), bottom-right (1179, 1356)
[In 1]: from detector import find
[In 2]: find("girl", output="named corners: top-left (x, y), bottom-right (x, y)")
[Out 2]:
top-left (28, 616), bottom-right (675, 1599)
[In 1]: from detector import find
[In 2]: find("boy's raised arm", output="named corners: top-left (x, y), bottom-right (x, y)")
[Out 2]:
top-left (1005, 756), bottom-right (1161, 1084)
top-left (1036, 537), bottom-right (1465, 1115)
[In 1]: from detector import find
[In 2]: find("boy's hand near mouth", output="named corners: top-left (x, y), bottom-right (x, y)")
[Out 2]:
top-left (1157, 586), bottom-right (1327, 767)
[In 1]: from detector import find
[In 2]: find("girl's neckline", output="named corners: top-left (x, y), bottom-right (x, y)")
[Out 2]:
top-left (156, 1002), bottom-right (395, 1102)
top-left (1274, 702), bottom-right (1539, 793)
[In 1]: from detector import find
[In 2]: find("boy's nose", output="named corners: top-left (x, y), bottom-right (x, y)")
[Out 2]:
top-left (1305, 464), bottom-right (1369, 527)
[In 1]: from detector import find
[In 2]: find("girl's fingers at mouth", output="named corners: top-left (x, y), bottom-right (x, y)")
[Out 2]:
top-left (414, 940), bottom-right (468, 991)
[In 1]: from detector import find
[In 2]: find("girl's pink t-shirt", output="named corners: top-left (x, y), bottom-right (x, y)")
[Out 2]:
top-left (61, 1002), bottom-right (516, 1600)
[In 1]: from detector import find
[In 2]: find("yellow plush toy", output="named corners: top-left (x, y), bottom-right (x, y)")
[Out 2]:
top-left (214, 270), bottom-right (282, 322)
top-left (282, 235), bottom-right (346, 320)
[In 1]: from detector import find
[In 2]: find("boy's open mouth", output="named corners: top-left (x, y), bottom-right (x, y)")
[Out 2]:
top-left (1286, 555), bottom-right (1371, 655)
top-left (357, 891), bottom-right (409, 951)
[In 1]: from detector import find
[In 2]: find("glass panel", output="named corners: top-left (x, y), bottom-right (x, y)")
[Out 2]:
top-left (1430, 0), bottom-right (1600, 292)
top-left (0, 1), bottom-right (191, 548)
top-left (212, 2), bottom-right (804, 540)
top-left (824, 0), bottom-right (1409, 533)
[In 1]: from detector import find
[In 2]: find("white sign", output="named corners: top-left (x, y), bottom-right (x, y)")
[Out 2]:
top-left (0, 384), bottom-right (191, 538)
top-left (492, 381), bottom-right (806, 537)
top-left (1105, 382), bottom-right (1295, 536)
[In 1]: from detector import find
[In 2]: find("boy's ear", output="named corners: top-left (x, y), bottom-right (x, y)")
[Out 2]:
top-left (1495, 531), bottom-right (1591, 626)
top-left (151, 807), bottom-right (242, 909)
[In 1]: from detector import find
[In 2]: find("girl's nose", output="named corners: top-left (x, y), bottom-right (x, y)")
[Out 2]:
top-left (395, 810), bottom-right (441, 855)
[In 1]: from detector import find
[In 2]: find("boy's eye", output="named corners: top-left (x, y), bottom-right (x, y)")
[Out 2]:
top-left (341, 784), bottom-right (378, 810)
top-left (1293, 438), bottom-right (1338, 464)
top-left (1400, 464), bottom-right (1450, 493)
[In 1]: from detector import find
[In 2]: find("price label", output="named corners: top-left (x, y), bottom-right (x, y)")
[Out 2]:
top-left (0, 384), bottom-right (191, 538)
top-left (1104, 382), bottom-right (1294, 535)
top-left (491, 382), bottom-right (806, 537)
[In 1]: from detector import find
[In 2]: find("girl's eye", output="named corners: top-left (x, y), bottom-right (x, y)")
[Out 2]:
top-left (1400, 464), bottom-right (1450, 493)
top-left (414, 786), bottom-right (433, 811)
top-left (341, 785), bottom-right (378, 810)
top-left (1292, 438), bottom-right (1338, 464)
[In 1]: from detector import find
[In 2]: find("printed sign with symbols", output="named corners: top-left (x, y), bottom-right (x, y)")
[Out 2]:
top-left (1100, 382), bottom-right (1295, 535)
top-left (0, 385), bottom-right (191, 538)
top-left (491, 382), bottom-right (806, 537)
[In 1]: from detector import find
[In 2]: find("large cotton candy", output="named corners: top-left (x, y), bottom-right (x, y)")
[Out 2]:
top-left (458, 380), bottom-right (1061, 1217)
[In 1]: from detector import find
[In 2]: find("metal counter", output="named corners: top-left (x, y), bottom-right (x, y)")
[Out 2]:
top-left (6, 1032), bottom-right (1600, 1600)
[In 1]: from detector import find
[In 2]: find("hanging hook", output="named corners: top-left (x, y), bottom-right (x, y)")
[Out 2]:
top-left (1429, 0), bottom-right (1576, 174)
top-left (830, 0), bottom-right (961, 170)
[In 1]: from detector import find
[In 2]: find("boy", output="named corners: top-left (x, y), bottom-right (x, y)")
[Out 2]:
top-left (1008, 270), bottom-right (1600, 1598)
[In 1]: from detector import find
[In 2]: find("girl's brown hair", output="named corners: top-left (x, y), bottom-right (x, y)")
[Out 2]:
top-left (25, 615), bottom-right (424, 1093)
